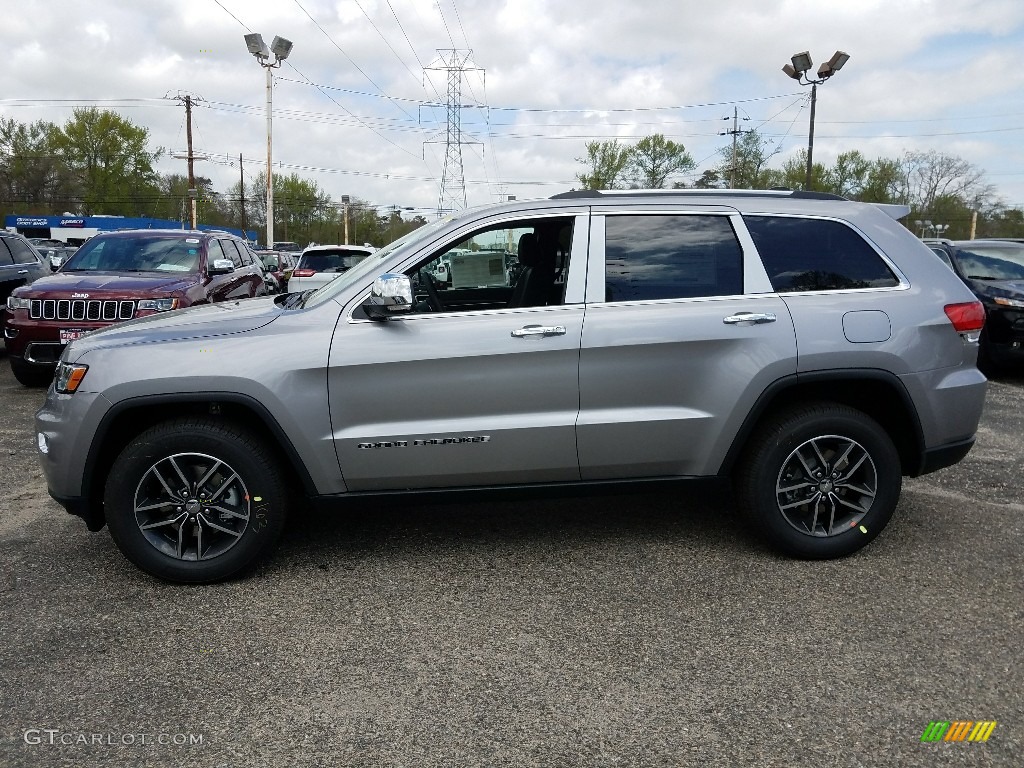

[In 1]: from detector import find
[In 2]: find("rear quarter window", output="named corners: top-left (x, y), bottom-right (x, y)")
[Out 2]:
top-left (744, 215), bottom-right (899, 292)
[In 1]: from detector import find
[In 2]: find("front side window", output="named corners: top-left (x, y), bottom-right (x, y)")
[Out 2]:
top-left (404, 216), bottom-right (575, 312)
top-left (745, 215), bottom-right (899, 292)
top-left (604, 214), bottom-right (743, 302)
top-left (217, 240), bottom-right (243, 268)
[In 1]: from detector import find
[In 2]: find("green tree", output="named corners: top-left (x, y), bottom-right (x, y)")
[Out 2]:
top-left (0, 117), bottom-right (64, 219)
top-left (716, 130), bottom-right (781, 188)
top-left (626, 134), bottom-right (695, 188)
top-left (575, 139), bottom-right (631, 189)
top-left (49, 108), bottom-right (162, 216)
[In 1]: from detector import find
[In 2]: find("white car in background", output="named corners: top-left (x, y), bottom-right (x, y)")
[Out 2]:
top-left (287, 244), bottom-right (375, 292)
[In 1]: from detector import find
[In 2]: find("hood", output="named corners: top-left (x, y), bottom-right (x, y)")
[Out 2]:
top-left (19, 271), bottom-right (198, 296)
top-left (65, 295), bottom-right (282, 360)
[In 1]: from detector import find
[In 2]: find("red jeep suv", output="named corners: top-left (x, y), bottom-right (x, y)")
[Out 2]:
top-left (4, 229), bottom-right (266, 386)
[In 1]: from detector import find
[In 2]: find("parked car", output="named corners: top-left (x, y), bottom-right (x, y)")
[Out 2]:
top-left (272, 241), bottom-right (302, 253)
top-left (5, 229), bottom-right (267, 386)
top-left (1, 231), bottom-right (50, 341)
top-left (37, 189), bottom-right (986, 583)
top-left (926, 239), bottom-right (1024, 371)
top-left (288, 244), bottom-right (375, 292)
top-left (255, 249), bottom-right (298, 293)
top-left (42, 245), bottom-right (78, 271)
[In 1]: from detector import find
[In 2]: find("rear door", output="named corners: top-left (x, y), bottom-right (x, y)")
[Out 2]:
top-left (576, 209), bottom-right (798, 479)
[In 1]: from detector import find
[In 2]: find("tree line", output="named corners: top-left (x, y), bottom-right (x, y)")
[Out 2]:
top-left (575, 132), bottom-right (1024, 240)
top-left (2, 108), bottom-right (1022, 244)
top-left (0, 108), bottom-right (425, 246)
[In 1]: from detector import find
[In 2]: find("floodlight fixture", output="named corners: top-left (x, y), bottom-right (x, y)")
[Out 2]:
top-left (244, 33), bottom-right (270, 59)
top-left (827, 50), bottom-right (850, 72)
top-left (790, 51), bottom-right (813, 75)
top-left (270, 36), bottom-right (293, 61)
top-left (782, 63), bottom-right (801, 80)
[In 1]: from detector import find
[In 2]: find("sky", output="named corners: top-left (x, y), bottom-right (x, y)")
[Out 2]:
top-left (5, 0), bottom-right (1024, 221)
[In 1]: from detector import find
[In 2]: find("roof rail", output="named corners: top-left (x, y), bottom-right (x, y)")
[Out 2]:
top-left (549, 189), bottom-right (846, 201)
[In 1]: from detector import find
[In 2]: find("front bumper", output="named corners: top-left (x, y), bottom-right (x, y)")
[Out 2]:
top-left (48, 490), bottom-right (106, 531)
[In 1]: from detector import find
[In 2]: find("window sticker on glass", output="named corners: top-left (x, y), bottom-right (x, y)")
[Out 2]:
top-left (186, 238), bottom-right (201, 244)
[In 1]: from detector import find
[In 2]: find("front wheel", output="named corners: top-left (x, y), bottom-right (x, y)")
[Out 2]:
top-left (105, 418), bottom-right (289, 583)
top-left (735, 403), bottom-right (902, 559)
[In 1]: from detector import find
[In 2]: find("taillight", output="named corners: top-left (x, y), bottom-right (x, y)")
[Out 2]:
top-left (944, 301), bottom-right (985, 341)
top-left (291, 269), bottom-right (316, 278)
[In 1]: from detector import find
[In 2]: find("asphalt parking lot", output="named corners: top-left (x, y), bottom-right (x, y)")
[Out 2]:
top-left (0, 357), bottom-right (1021, 767)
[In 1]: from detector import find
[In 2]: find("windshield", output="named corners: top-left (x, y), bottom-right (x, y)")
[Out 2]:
top-left (303, 218), bottom-right (451, 308)
top-left (954, 244), bottom-right (1024, 281)
top-left (62, 235), bottom-right (202, 273)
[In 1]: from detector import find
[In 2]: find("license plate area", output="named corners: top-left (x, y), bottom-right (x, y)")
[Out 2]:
top-left (59, 328), bottom-right (88, 343)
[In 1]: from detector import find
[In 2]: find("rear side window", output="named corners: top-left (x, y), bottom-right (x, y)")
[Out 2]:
top-left (0, 239), bottom-right (14, 266)
top-left (745, 215), bottom-right (899, 292)
top-left (7, 237), bottom-right (40, 265)
top-left (604, 214), bottom-right (743, 302)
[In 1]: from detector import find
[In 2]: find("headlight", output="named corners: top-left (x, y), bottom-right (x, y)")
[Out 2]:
top-left (993, 296), bottom-right (1024, 309)
top-left (54, 361), bottom-right (88, 394)
top-left (137, 298), bottom-right (180, 312)
top-left (6, 296), bottom-right (30, 311)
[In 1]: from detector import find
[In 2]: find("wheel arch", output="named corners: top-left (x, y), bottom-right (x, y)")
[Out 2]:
top-left (81, 393), bottom-right (317, 529)
top-left (719, 369), bottom-right (925, 479)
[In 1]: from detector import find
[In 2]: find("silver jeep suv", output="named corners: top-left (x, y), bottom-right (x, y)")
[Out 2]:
top-left (36, 190), bottom-right (987, 582)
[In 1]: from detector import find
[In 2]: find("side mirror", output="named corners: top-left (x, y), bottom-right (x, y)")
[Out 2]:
top-left (362, 273), bottom-right (413, 321)
top-left (208, 258), bottom-right (235, 275)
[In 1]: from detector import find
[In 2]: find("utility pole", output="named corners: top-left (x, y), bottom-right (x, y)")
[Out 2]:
top-left (168, 91), bottom-right (206, 229)
top-left (424, 50), bottom-right (483, 217)
top-left (719, 108), bottom-right (749, 188)
top-left (239, 153), bottom-right (246, 238)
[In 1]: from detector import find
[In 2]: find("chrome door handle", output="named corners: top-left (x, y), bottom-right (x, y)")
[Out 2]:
top-left (511, 325), bottom-right (566, 337)
top-left (17, 269), bottom-right (28, 274)
top-left (723, 312), bottom-right (777, 325)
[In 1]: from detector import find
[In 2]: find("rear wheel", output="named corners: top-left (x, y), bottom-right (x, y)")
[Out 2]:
top-left (105, 418), bottom-right (289, 583)
top-left (735, 402), bottom-right (902, 559)
top-left (10, 357), bottom-right (55, 388)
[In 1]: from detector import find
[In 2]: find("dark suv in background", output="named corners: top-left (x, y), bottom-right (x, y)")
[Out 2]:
top-left (927, 238), bottom-right (1024, 371)
top-left (1, 232), bottom-right (50, 334)
top-left (5, 229), bottom-right (266, 386)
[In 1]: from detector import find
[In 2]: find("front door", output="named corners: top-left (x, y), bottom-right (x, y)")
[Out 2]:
top-left (328, 213), bottom-right (589, 492)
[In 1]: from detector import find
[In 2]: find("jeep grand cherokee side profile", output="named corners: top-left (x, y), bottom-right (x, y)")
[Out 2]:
top-left (5, 229), bottom-right (266, 386)
top-left (35, 190), bottom-right (987, 582)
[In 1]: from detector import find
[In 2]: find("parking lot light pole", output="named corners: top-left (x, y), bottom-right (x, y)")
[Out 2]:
top-left (782, 50), bottom-right (849, 191)
top-left (244, 33), bottom-right (293, 248)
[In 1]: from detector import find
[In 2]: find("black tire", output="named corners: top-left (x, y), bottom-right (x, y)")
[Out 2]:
top-left (104, 418), bottom-right (289, 583)
top-left (10, 357), bottom-right (55, 388)
top-left (735, 402), bottom-right (901, 559)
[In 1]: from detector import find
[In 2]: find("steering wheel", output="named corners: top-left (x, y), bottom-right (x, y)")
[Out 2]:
top-left (416, 268), bottom-right (445, 312)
